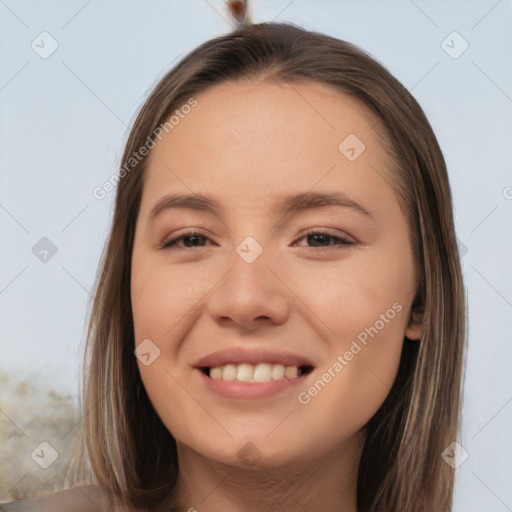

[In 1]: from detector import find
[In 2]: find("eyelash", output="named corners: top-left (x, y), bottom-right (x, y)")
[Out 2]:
top-left (160, 229), bottom-right (355, 250)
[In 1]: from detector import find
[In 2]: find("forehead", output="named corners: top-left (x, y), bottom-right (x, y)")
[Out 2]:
top-left (180, 79), bottom-right (380, 154)
top-left (196, 79), bottom-right (377, 123)
top-left (141, 80), bottom-right (394, 213)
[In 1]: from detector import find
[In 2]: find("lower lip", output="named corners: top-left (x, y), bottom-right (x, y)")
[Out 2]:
top-left (195, 369), bottom-right (308, 399)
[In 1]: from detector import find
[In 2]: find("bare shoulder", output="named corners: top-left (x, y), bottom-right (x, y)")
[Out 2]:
top-left (0, 485), bottom-right (106, 512)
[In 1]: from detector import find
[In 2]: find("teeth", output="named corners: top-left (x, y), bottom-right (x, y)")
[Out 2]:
top-left (271, 364), bottom-right (285, 380)
top-left (284, 365), bottom-right (298, 379)
top-left (253, 363), bottom-right (272, 382)
top-left (223, 363), bottom-right (237, 380)
top-left (207, 362), bottom-right (303, 383)
top-left (209, 367), bottom-right (222, 379)
top-left (236, 363), bottom-right (253, 383)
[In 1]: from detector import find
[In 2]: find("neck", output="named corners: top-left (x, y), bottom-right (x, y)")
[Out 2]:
top-left (171, 436), bottom-right (363, 512)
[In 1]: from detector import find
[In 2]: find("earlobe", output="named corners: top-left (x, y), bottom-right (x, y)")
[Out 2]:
top-left (405, 324), bottom-right (422, 341)
top-left (405, 308), bottom-right (423, 341)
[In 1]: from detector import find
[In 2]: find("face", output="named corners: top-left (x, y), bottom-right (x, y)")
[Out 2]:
top-left (130, 80), bottom-right (421, 470)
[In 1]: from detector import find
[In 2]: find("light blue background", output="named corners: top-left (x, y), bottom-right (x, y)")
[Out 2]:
top-left (1, 0), bottom-right (511, 510)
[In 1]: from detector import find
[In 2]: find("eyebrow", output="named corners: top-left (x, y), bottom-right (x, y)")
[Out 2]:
top-left (150, 191), bottom-right (372, 220)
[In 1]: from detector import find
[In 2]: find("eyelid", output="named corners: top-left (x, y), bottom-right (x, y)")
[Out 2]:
top-left (160, 229), bottom-right (210, 250)
top-left (294, 227), bottom-right (357, 245)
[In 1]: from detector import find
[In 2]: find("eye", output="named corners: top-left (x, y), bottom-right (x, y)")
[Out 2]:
top-left (292, 230), bottom-right (355, 248)
top-left (160, 230), bottom-right (213, 250)
top-left (160, 229), bottom-right (355, 251)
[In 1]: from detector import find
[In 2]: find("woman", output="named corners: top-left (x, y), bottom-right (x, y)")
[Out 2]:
top-left (1, 20), bottom-right (466, 512)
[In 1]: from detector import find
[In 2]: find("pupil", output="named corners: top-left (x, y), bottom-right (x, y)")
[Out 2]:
top-left (308, 234), bottom-right (329, 246)
top-left (185, 235), bottom-right (201, 247)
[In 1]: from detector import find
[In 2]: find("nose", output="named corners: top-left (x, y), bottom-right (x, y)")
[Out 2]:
top-left (207, 244), bottom-right (290, 330)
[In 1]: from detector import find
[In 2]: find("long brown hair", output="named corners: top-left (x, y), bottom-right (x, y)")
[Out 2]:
top-left (81, 22), bottom-right (466, 511)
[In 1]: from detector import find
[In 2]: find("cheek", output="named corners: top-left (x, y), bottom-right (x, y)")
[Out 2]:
top-left (286, 244), bottom-right (414, 344)
top-left (131, 253), bottom-right (210, 344)
top-left (290, 248), bottom-right (412, 419)
top-left (131, 254), bottom-right (210, 440)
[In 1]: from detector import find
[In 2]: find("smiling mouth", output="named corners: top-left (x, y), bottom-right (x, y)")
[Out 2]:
top-left (200, 363), bottom-right (314, 383)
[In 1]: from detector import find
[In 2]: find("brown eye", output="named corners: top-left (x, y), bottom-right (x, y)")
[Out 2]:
top-left (161, 231), bottom-right (211, 250)
top-left (293, 230), bottom-right (355, 248)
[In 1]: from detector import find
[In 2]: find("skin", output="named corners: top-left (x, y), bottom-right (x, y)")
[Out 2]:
top-left (131, 80), bottom-right (422, 512)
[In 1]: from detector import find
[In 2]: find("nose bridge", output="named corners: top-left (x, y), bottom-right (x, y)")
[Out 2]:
top-left (234, 233), bottom-right (267, 266)
top-left (226, 232), bottom-right (275, 295)
top-left (207, 232), bottom-right (290, 327)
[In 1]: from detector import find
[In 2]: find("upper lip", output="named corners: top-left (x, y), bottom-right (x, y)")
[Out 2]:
top-left (192, 346), bottom-right (316, 369)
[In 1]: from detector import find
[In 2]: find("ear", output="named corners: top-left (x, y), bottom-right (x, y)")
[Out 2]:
top-left (405, 307), bottom-right (423, 341)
